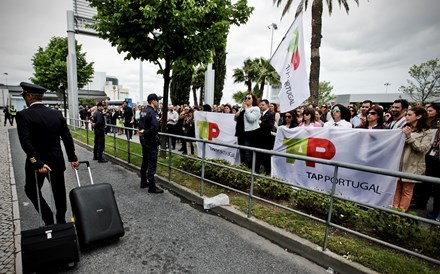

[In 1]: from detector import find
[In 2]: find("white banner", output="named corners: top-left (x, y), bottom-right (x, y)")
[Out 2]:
top-left (194, 111), bottom-right (240, 165)
top-left (272, 127), bottom-right (406, 208)
top-left (270, 12), bottom-right (310, 113)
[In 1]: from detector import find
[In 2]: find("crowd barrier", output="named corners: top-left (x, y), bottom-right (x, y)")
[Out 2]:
top-left (67, 118), bottom-right (440, 265)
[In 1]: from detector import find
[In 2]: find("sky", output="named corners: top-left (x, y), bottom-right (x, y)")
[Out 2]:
top-left (1, 0), bottom-right (439, 104)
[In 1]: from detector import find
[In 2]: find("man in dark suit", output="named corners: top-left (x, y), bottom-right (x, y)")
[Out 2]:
top-left (16, 82), bottom-right (80, 225)
top-left (122, 100), bottom-right (134, 140)
top-left (256, 99), bottom-right (275, 175)
top-left (92, 102), bottom-right (108, 163)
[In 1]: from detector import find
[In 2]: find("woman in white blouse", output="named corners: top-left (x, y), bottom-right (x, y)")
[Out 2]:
top-left (323, 104), bottom-right (352, 128)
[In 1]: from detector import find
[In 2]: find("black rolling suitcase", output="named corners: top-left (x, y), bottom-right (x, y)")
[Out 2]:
top-left (69, 161), bottom-right (124, 249)
top-left (21, 171), bottom-right (80, 273)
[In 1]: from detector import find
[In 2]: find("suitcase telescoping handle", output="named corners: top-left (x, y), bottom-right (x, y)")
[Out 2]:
top-left (34, 170), bottom-right (57, 227)
top-left (74, 161), bottom-right (94, 187)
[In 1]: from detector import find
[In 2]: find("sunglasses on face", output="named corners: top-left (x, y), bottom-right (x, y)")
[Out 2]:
top-left (285, 115), bottom-right (292, 119)
top-left (331, 109), bottom-right (340, 113)
top-left (245, 96), bottom-right (252, 100)
top-left (367, 112), bottom-right (377, 115)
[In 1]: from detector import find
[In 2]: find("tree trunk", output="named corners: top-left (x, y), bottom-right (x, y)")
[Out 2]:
top-left (192, 87), bottom-right (198, 107)
top-left (160, 56), bottom-right (171, 158)
top-left (309, 0), bottom-right (323, 104)
top-left (199, 86), bottom-right (204, 106)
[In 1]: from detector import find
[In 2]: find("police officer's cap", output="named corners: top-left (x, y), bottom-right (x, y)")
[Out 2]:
top-left (97, 102), bottom-right (104, 107)
top-left (20, 82), bottom-right (47, 95)
top-left (147, 93), bottom-right (159, 102)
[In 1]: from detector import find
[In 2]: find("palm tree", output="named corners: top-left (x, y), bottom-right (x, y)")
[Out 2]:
top-left (273, 0), bottom-right (359, 104)
top-left (233, 57), bottom-right (280, 99)
top-left (232, 58), bottom-right (256, 92)
top-left (191, 65), bottom-right (206, 107)
top-left (254, 57), bottom-right (280, 99)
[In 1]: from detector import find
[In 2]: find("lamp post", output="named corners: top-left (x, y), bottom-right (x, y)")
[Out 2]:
top-left (266, 23), bottom-right (278, 100)
top-left (3, 72), bottom-right (8, 87)
top-left (268, 23), bottom-right (278, 58)
top-left (384, 82), bottom-right (391, 93)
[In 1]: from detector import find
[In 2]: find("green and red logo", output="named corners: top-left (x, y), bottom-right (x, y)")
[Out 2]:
top-left (197, 121), bottom-right (220, 140)
top-left (288, 28), bottom-right (300, 70)
top-left (283, 138), bottom-right (336, 167)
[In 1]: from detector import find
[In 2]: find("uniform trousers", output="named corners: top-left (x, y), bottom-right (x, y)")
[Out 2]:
top-left (94, 128), bottom-right (105, 159)
top-left (24, 169), bottom-right (67, 225)
top-left (140, 142), bottom-right (158, 189)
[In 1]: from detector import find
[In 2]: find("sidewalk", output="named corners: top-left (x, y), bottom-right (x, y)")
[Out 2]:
top-left (8, 127), bottom-right (329, 274)
top-left (0, 123), bottom-right (20, 274)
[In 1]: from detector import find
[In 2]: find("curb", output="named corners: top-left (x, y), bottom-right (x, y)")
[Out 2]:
top-left (7, 130), bottom-right (23, 274)
top-left (74, 140), bottom-right (377, 274)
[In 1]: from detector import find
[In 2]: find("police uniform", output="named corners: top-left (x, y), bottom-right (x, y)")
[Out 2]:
top-left (16, 82), bottom-right (78, 225)
top-left (93, 102), bottom-right (107, 162)
top-left (139, 93), bottom-right (162, 193)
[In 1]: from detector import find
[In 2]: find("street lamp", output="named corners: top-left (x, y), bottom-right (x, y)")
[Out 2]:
top-left (3, 72), bottom-right (8, 87)
top-left (384, 82), bottom-right (391, 93)
top-left (268, 23), bottom-right (278, 58)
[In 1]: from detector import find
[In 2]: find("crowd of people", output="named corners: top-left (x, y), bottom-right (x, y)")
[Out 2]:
top-left (79, 95), bottom-right (440, 219)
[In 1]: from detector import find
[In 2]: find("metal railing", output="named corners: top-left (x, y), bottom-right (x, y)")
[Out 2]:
top-left (67, 118), bottom-right (440, 265)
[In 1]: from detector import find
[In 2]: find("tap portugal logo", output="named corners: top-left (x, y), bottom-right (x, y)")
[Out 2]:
top-left (283, 138), bottom-right (336, 167)
top-left (197, 121), bottom-right (220, 140)
top-left (288, 28), bottom-right (300, 70)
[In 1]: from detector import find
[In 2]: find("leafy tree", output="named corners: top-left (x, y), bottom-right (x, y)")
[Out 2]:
top-left (274, 0), bottom-right (360, 104)
top-left (399, 58), bottom-right (440, 104)
top-left (318, 81), bottom-right (335, 106)
top-left (170, 66), bottom-right (193, 105)
top-left (254, 57), bottom-right (280, 99)
top-left (79, 98), bottom-right (99, 108)
top-left (88, 0), bottom-right (253, 135)
top-left (214, 44), bottom-right (227, 105)
top-left (30, 37), bottom-right (94, 116)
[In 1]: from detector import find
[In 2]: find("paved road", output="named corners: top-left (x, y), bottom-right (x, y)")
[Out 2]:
top-left (9, 128), bottom-right (326, 274)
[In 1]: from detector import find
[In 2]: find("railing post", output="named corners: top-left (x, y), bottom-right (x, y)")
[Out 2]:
top-left (248, 149), bottom-right (257, 218)
top-left (127, 136), bottom-right (131, 164)
top-left (200, 142), bottom-right (206, 196)
top-left (86, 120), bottom-right (89, 145)
top-left (168, 135), bottom-right (172, 182)
top-left (113, 127), bottom-right (117, 157)
top-left (323, 165), bottom-right (339, 251)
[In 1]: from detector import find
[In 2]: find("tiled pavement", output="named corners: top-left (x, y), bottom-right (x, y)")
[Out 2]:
top-left (0, 123), bottom-right (20, 274)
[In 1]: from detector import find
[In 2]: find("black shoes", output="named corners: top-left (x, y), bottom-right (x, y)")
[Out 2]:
top-left (148, 186), bottom-right (164, 194)
top-left (140, 182), bottom-right (149, 189)
top-left (98, 159), bottom-right (108, 163)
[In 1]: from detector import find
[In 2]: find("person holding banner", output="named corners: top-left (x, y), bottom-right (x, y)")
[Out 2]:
top-left (323, 104), bottom-right (352, 128)
top-left (234, 93), bottom-right (260, 169)
top-left (298, 107), bottom-right (321, 127)
top-left (393, 106), bottom-right (434, 212)
top-left (362, 106), bottom-right (385, 129)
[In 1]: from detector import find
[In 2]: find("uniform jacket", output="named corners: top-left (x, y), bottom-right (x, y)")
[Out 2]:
top-left (400, 129), bottom-right (435, 182)
top-left (16, 103), bottom-right (77, 171)
top-left (93, 109), bottom-right (106, 129)
top-left (139, 105), bottom-right (159, 146)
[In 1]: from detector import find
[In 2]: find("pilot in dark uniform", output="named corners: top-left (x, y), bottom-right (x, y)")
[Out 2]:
top-left (16, 82), bottom-right (80, 225)
top-left (139, 93), bottom-right (163, 193)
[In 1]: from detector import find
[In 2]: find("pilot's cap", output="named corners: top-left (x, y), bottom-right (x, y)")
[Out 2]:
top-left (20, 82), bottom-right (47, 95)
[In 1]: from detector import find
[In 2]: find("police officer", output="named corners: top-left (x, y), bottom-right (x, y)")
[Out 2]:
top-left (9, 105), bottom-right (17, 126)
top-left (139, 93), bottom-right (163, 193)
top-left (16, 82), bottom-right (80, 225)
top-left (92, 102), bottom-right (108, 163)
